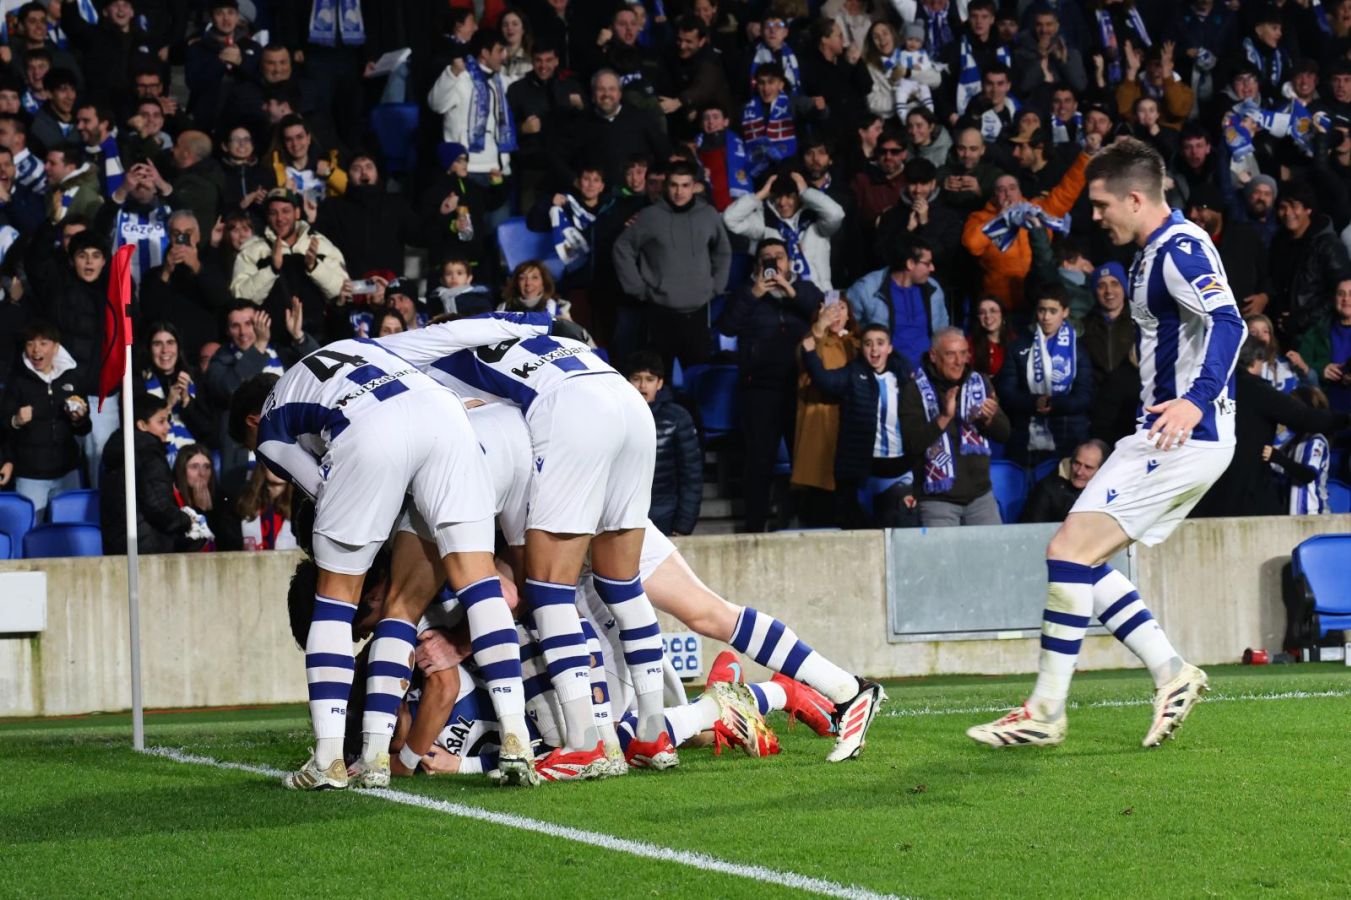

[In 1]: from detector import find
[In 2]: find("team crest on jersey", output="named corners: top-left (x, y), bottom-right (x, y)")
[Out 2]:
top-left (1189, 273), bottom-right (1227, 305)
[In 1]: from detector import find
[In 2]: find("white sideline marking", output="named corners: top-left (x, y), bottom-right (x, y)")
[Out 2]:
top-left (882, 688), bottom-right (1351, 719)
top-left (146, 747), bottom-right (902, 900)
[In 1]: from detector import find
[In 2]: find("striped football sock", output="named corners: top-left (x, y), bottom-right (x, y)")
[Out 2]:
top-left (524, 579), bottom-right (596, 750)
top-left (1029, 560), bottom-right (1095, 720)
top-left (730, 607), bottom-right (857, 704)
top-left (592, 574), bottom-right (665, 742)
top-left (1093, 565), bottom-right (1183, 687)
top-left (305, 595), bottom-right (358, 767)
top-left (361, 617), bottom-right (416, 761)
top-left (458, 577), bottom-right (528, 745)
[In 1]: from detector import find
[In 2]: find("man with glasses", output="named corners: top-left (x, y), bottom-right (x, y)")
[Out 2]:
top-left (850, 127), bottom-right (907, 231)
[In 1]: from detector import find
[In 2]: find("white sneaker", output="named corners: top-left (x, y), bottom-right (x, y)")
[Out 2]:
top-left (827, 680), bottom-right (887, 762)
top-left (966, 704), bottom-right (1067, 748)
top-left (496, 732), bottom-right (540, 786)
top-left (283, 750), bottom-right (348, 790)
top-left (351, 752), bottom-right (390, 788)
top-left (1143, 664), bottom-right (1208, 747)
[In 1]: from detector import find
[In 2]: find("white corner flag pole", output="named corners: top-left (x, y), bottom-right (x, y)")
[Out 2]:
top-left (121, 343), bottom-right (144, 751)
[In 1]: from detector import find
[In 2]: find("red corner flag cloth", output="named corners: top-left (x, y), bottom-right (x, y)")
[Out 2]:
top-left (97, 244), bottom-right (136, 412)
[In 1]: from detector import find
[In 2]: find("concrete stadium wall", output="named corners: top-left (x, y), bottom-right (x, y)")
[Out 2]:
top-left (2, 515), bottom-right (1346, 717)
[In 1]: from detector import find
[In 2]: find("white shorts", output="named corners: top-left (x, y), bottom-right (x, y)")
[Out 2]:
top-left (313, 390), bottom-right (495, 574)
top-left (525, 375), bottom-right (656, 536)
top-left (1069, 431), bottom-right (1233, 547)
top-left (467, 402), bottom-right (531, 547)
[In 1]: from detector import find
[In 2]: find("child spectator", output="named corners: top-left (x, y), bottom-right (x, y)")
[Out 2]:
top-left (429, 257), bottom-right (495, 316)
top-left (1282, 387), bottom-right (1335, 515)
top-left (742, 63), bottom-right (798, 179)
top-left (625, 352), bottom-right (702, 536)
top-left (997, 283), bottom-right (1093, 465)
top-left (1, 322), bottom-right (89, 518)
top-left (172, 444), bottom-right (229, 551)
top-left (100, 393), bottom-right (210, 555)
top-left (374, 309), bottom-right (407, 337)
top-left (695, 105), bottom-right (753, 212)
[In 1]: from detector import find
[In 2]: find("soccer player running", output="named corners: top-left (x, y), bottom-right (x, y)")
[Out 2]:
top-left (228, 340), bottom-right (535, 789)
top-left (967, 139), bottom-right (1246, 749)
top-left (379, 314), bottom-right (669, 778)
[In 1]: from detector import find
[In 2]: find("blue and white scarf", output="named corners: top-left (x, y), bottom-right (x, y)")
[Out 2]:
top-left (878, 48), bottom-right (904, 74)
top-left (696, 130), bottom-right (754, 199)
top-left (112, 204), bottom-right (172, 284)
top-left (771, 208), bottom-right (813, 281)
top-left (956, 36), bottom-right (1012, 116)
top-left (1288, 434), bottom-right (1330, 515)
top-left (231, 342), bottom-right (285, 375)
top-left (1051, 111), bottom-right (1083, 146)
top-left (307, 0), bottom-right (365, 47)
top-left (749, 42), bottom-right (801, 94)
top-left (915, 367), bottom-right (990, 494)
top-left (1097, 7), bottom-right (1150, 84)
top-left (897, 49), bottom-right (932, 75)
top-left (741, 93), bottom-right (796, 177)
top-left (0, 224), bottom-right (18, 265)
top-left (1228, 98), bottom-right (1327, 159)
top-left (1243, 37), bottom-right (1282, 89)
top-left (923, 3), bottom-right (955, 56)
top-left (1027, 321), bottom-right (1076, 451)
top-left (12, 148), bottom-right (43, 193)
top-left (143, 372), bottom-right (198, 464)
top-left (20, 89), bottom-right (40, 116)
top-left (549, 194), bottom-right (597, 273)
top-left (1223, 103), bottom-right (1258, 161)
top-left (88, 131), bottom-right (125, 196)
top-left (464, 56), bottom-right (517, 155)
top-left (285, 165), bottom-right (325, 201)
top-left (979, 93), bottom-right (1018, 142)
top-left (981, 201), bottom-right (1070, 252)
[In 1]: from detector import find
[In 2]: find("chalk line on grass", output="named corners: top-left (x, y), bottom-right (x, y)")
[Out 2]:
top-left (145, 747), bottom-right (902, 900)
top-left (881, 688), bottom-right (1351, 719)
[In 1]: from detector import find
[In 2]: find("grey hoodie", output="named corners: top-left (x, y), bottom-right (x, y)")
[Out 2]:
top-left (612, 197), bottom-right (732, 313)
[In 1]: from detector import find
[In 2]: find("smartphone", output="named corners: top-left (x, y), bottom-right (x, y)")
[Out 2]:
top-left (173, 232), bottom-right (192, 246)
top-left (761, 267), bottom-right (777, 282)
top-left (349, 278), bottom-right (379, 295)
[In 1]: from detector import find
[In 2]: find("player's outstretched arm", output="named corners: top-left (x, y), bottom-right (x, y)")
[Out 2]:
top-left (256, 439), bottom-right (323, 499)
top-left (375, 313), bottom-right (553, 365)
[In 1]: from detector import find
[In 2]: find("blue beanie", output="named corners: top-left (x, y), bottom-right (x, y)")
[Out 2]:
top-left (1091, 261), bottom-right (1127, 292)
top-left (437, 141), bottom-right (469, 171)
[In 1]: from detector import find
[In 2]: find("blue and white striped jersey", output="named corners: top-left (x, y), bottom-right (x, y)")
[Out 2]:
top-left (1127, 210), bottom-right (1247, 445)
top-left (376, 313), bottom-right (618, 412)
top-left (256, 338), bottom-right (437, 497)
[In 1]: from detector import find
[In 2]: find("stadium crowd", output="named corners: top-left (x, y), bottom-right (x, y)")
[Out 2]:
top-left (2, 0), bottom-right (1351, 554)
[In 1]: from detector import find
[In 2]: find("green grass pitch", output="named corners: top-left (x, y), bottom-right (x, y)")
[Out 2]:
top-left (4, 665), bottom-right (1349, 898)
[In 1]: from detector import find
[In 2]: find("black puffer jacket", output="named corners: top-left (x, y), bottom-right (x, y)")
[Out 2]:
top-left (717, 279), bottom-right (824, 388)
top-left (647, 387), bottom-right (703, 536)
top-left (36, 268), bottom-right (107, 396)
top-left (0, 348), bottom-right (90, 479)
top-left (99, 427), bottom-right (195, 555)
top-left (317, 184), bottom-right (423, 277)
top-left (1021, 467), bottom-right (1082, 523)
top-left (1270, 213), bottom-right (1351, 343)
top-left (800, 348), bottom-right (912, 481)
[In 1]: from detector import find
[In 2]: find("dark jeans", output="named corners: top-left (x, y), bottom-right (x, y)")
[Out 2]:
top-left (739, 382), bottom-right (797, 532)
top-left (646, 303), bottom-right (711, 372)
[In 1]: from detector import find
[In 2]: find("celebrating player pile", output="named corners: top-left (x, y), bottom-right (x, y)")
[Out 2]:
top-left (230, 313), bottom-right (885, 789)
top-left (967, 139), bottom-right (1246, 750)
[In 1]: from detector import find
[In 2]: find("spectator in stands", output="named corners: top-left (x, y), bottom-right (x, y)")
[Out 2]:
top-left (385, 279), bottom-right (428, 331)
top-left (183, 0), bottom-right (261, 134)
top-left (59, 0), bottom-right (161, 108)
top-left (268, 114), bottom-right (347, 201)
top-left (723, 170), bottom-right (845, 290)
top-left (44, 142), bottom-right (103, 225)
top-left (969, 296), bottom-right (1013, 377)
top-left (169, 130), bottom-right (226, 235)
top-left (718, 237), bottom-right (823, 532)
top-left (94, 160), bottom-right (173, 285)
top-left (1115, 42), bottom-right (1194, 133)
top-left (904, 107), bottom-right (951, 168)
top-left (374, 309), bottom-right (406, 337)
top-left (800, 17), bottom-right (872, 130)
top-left (1282, 387), bottom-right (1338, 515)
top-left (1298, 275), bottom-right (1351, 413)
top-left (1, 322), bottom-right (89, 518)
top-left (30, 67), bottom-right (77, 152)
top-left (172, 443), bottom-right (231, 550)
top-left (139, 322), bottom-right (215, 464)
top-left (873, 158), bottom-right (964, 282)
top-left (0, 146), bottom-right (43, 235)
top-left (1269, 180), bottom-right (1351, 345)
top-left (420, 142), bottom-right (498, 285)
top-left (1194, 338), bottom-right (1350, 517)
top-left (0, 114), bottom-right (46, 195)
top-left (1236, 174), bottom-right (1279, 247)
top-left (1184, 183), bottom-right (1271, 318)
top-left (961, 142), bottom-right (1092, 314)
top-left (801, 313), bottom-right (916, 528)
top-left (899, 327), bottom-right (1010, 527)
top-left (1245, 314), bottom-right (1314, 393)
top-left (846, 238), bottom-right (947, 369)
top-left (497, 260), bottom-right (572, 319)
top-left (205, 299), bottom-right (318, 476)
top-left (790, 296), bottom-right (857, 525)
top-left (428, 256), bottom-right (494, 316)
top-left (613, 159), bottom-right (731, 368)
top-left (316, 152), bottom-right (422, 276)
top-left (507, 40), bottom-right (585, 210)
top-left (937, 124), bottom-right (1001, 214)
top-left (563, 68), bottom-right (669, 186)
top-left (100, 392), bottom-right (206, 556)
top-left (219, 126), bottom-right (269, 215)
top-left (998, 284), bottom-right (1092, 465)
top-left (229, 460), bottom-right (299, 552)
top-left (140, 210), bottom-right (232, 365)
top-left (660, 16), bottom-right (734, 128)
top-left (1081, 261), bottom-right (1139, 444)
top-left (524, 163), bottom-right (608, 301)
top-left (625, 351), bottom-right (702, 536)
top-left (1021, 438), bottom-right (1109, 523)
top-left (230, 189), bottom-right (346, 342)
top-left (1012, 5), bottom-right (1087, 105)
top-left (849, 125), bottom-right (906, 229)
top-left (6, 3), bottom-right (82, 86)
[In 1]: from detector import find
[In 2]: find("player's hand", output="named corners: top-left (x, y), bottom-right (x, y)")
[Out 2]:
top-left (418, 747), bottom-right (460, 775)
top-left (1145, 397), bottom-right (1202, 451)
top-left (415, 629), bottom-right (466, 675)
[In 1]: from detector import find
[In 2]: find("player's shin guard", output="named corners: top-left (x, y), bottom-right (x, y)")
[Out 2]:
top-left (1093, 564), bottom-right (1183, 687)
top-left (459, 577), bottom-right (529, 744)
top-left (362, 618), bottom-right (416, 760)
top-left (1029, 560), bottom-right (1094, 720)
top-left (580, 618), bottom-right (617, 743)
top-left (306, 595), bottom-right (359, 767)
top-left (524, 579), bottom-right (595, 749)
top-left (729, 607), bottom-right (857, 704)
top-left (593, 574), bottom-right (665, 741)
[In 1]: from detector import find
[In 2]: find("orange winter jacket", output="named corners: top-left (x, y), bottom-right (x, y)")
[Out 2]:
top-left (961, 151), bottom-right (1089, 312)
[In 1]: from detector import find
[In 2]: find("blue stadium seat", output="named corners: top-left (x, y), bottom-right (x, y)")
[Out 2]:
top-left (23, 523), bottom-right (103, 559)
top-left (670, 357), bottom-right (685, 389)
top-left (688, 364), bottom-right (739, 437)
top-left (496, 218), bottom-right (566, 281)
top-left (0, 532), bottom-right (11, 560)
top-left (1291, 534), bottom-right (1351, 641)
top-left (1326, 479), bottom-right (1350, 514)
top-left (774, 439), bottom-right (791, 476)
top-left (989, 460), bottom-right (1028, 523)
top-left (0, 493), bottom-right (36, 551)
top-left (368, 102), bottom-right (419, 177)
top-left (48, 489), bottom-right (99, 525)
top-left (1032, 457), bottom-right (1059, 485)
